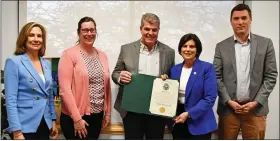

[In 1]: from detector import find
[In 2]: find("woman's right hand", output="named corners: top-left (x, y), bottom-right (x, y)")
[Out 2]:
top-left (13, 131), bottom-right (25, 140)
top-left (74, 119), bottom-right (89, 139)
top-left (161, 74), bottom-right (169, 80)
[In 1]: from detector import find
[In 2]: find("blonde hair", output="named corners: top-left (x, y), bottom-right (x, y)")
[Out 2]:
top-left (140, 13), bottom-right (160, 28)
top-left (14, 22), bottom-right (47, 57)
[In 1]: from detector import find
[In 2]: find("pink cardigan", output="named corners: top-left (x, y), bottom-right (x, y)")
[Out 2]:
top-left (58, 45), bottom-right (111, 122)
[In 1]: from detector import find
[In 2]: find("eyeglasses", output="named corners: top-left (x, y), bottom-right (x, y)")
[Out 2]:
top-left (182, 45), bottom-right (196, 48)
top-left (80, 28), bottom-right (96, 33)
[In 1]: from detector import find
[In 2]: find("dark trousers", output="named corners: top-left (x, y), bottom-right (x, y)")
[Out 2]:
top-left (60, 112), bottom-right (104, 140)
top-left (172, 104), bottom-right (212, 140)
top-left (123, 111), bottom-right (166, 140)
top-left (20, 117), bottom-right (50, 140)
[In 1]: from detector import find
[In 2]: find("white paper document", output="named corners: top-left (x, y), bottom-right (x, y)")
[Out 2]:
top-left (149, 78), bottom-right (179, 117)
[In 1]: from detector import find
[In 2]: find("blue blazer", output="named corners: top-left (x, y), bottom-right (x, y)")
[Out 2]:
top-left (4, 54), bottom-right (56, 133)
top-left (170, 59), bottom-right (217, 135)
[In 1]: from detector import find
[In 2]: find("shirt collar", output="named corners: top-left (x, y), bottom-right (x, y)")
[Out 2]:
top-left (140, 39), bottom-right (158, 52)
top-left (234, 33), bottom-right (251, 44)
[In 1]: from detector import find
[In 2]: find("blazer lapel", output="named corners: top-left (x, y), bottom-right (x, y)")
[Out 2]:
top-left (250, 33), bottom-right (258, 73)
top-left (21, 54), bottom-right (46, 94)
top-left (40, 58), bottom-right (51, 91)
top-left (158, 42), bottom-right (166, 75)
top-left (173, 63), bottom-right (184, 80)
top-left (185, 59), bottom-right (201, 101)
top-left (133, 40), bottom-right (141, 73)
top-left (228, 36), bottom-right (237, 76)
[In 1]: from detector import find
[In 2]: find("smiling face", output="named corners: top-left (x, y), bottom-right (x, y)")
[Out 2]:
top-left (78, 21), bottom-right (96, 46)
top-left (25, 26), bottom-right (43, 53)
top-left (231, 10), bottom-right (251, 36)
top-left (140, 20), bottom-right (159, 48)
top-left (180, 39), bottom-right (197, 61)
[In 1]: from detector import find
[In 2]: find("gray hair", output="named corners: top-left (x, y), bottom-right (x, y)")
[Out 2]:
top-left (140, 13), bottom-right (160, 28)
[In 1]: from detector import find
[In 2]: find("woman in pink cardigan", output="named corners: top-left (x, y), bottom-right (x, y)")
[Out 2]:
top-left (58, 16), bottom-right (111, 139)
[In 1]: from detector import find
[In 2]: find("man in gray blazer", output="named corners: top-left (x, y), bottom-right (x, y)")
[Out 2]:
top-left (214, 4), bottom-right (278, 139)
top-left (112, 13), bottom-right (175, 139)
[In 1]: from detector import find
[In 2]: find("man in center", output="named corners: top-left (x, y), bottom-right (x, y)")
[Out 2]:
top-left (112, 13), bottom-right (175, 139)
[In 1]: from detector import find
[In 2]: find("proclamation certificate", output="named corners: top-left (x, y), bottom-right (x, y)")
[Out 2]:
top-left (149, 78), bottom-right (179, 117)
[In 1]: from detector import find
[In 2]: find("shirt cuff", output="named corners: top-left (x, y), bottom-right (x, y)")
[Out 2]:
top-left (118, 76), bottom-right (124, 85)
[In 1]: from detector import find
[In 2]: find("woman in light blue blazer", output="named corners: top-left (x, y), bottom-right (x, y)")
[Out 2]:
top-left (4, 22), bottom-right (58, 140)
top-left (162, 33), bottom-right (217, 139)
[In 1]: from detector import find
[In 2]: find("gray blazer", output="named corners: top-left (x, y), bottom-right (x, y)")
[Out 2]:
top-left (112, 40), bottom-right (175, 118)
top-left (214, 33), bottom-right (278, 116)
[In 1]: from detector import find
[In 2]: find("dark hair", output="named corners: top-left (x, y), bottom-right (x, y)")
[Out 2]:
top-left (14, 22), bottom-right (47, 57)
top-left (178, 33), bottom-right (202, 58)
top-left (77, 16), bottom-right (96, 34)
top-left (230, 4), bottom-right (252, 20)
top-left (77, 16), bottom-right (97, 43)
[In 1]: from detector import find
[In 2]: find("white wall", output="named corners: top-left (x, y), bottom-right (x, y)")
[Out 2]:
top-left (1, 1), bottom-right (18, 92)
top-left (1, 1), bottom-right (18, 68)
top-left (1, 1), bottom-right (279, 139)
top-left (250, 1), bottom-right (279, 139)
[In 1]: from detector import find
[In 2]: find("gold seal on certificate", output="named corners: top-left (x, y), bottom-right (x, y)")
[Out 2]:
top-left (159, 107), bottom-right (165, 113)
top-left (149, 78), bottom-right (179, 117)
